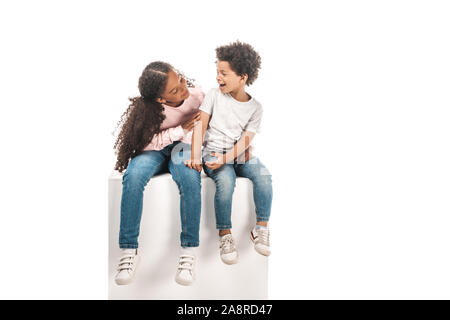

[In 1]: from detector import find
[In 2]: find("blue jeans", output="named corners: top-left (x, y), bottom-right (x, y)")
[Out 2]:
top-left (119, 142), bottom-right (201, 248)
top-left (203, 154), bottom-right (272, 230)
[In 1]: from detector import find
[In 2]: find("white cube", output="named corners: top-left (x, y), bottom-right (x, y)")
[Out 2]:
top-left (108, 171), bottom-right (268, 299)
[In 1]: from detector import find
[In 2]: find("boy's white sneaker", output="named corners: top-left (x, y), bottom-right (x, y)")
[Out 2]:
top-left (219, 234), bottom-right (238, 265)
top-left (175, 248), bottom-right (196, 286)
top-left (250, 226), bottom-right (271, 256)
top-left (115, 249), bottom-right (140, 285)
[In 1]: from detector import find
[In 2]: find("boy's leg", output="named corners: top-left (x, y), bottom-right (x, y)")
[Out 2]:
top-left (119, 150), bottom-right (168, 249)
top-left (168, 144), bottom-right (202, 248)
top-left (204, 154), bottom-right (240, 264)
top-left (203, 154), bottom-right (237, 231)
top-left (234, 157), bottom-right (272, 224)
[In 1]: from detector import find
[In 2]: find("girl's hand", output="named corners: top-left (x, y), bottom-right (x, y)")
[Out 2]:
top-left (182, 112), bottom-right (201, 134)
top-left (185, 157), bottom-right (202, 172)
top-left (204, 152), bottom-right (226, 170)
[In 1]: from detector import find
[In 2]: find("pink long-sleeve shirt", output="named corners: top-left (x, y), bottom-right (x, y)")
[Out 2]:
top-left (143, 86), bottom-right (204, 151)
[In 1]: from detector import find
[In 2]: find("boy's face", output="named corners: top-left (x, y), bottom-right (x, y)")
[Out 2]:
top-left (216, 60), bottom-right (246, 94)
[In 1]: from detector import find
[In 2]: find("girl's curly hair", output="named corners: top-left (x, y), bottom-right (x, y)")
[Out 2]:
top-left (113, 61), bottom-right (193, 172)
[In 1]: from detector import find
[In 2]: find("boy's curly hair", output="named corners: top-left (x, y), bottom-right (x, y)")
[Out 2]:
top-left (113, 61), bottom-right (193, 172)
top-left (216, 41), bottom-right (261, 85)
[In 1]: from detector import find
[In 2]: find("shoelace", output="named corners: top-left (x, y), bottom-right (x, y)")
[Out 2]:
top-left (177, 254), bottom-right (194, 271)
top-left (117, 254), bottom-right (136, 271)
top-left (220, 236), bottom-right (235, 254)
top-left (257, 228), bottom-right (270, 246)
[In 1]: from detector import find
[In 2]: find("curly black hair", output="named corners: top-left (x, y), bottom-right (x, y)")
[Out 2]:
top-left (113, 61), bottom-right (194, 172)
top-left (215, 41), bottom-right (261, 86)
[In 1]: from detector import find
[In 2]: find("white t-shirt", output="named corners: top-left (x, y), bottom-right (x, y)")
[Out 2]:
top-left (199, 87), bottom-right (263, 156)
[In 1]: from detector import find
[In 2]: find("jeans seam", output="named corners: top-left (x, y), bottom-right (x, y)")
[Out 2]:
top-left (216, 224), bottom-right (232, 229)
top-left (171, 162), bottom-right (187, 245)
top-left (119, 244), bottom-right (138, 249)
top-left (181, 242), bottom-right (199, 247)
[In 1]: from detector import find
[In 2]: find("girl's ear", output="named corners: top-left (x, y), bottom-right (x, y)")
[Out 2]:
top-left (156, 97), bottom-right (166, 104)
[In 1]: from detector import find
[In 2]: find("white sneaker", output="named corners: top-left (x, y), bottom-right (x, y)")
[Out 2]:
top-left (219, 234), bottom-right (238, 265)
top-left (250, 226), bottom-right (271, 256)
top-left (114, 249), bottom-right (140, 285)
top-left (175, 249), bottom-right (196, 286)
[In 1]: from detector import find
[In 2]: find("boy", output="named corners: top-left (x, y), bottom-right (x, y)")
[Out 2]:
top-left (186, 41), bottom-right (273, 265)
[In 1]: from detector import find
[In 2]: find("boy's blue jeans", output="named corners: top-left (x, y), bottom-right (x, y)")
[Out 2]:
top-left (119, 142), bottom-right (201, 249)
top-left (203, 154), bottom-right (272, 230)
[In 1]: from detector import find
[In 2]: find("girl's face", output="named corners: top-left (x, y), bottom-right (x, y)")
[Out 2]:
top-left (216, 60), bottom-right (247, 94)
top-left (158, 70), bottom-right (190, 107)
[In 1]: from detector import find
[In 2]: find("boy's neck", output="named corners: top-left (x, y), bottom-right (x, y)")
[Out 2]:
top-left (230, 87), bottom-right (250, 102)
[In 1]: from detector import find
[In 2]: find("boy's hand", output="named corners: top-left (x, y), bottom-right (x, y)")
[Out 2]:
top-left (204, 152), bottom-right (226, 170)
top-left (185, 157), bottom-right (202, 172)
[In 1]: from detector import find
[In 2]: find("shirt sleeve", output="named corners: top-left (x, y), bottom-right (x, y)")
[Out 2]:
top-left (180, 130), bottom-right (193, 145)
top-left (199, 88), bottom-right (216, 115)
top-left (143, 125), bottom-right (185, 151)
top-left (245, 105), bottom-right (263, 133)
top-left (189, 86), bottom-right (205, 108)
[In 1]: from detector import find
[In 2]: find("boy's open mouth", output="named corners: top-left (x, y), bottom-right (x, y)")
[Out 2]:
top-left (219, 83), bottom-right (226, 87)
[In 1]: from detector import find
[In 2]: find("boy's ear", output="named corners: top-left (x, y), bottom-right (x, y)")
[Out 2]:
top-left (241, 74), bottom-right (248, 83)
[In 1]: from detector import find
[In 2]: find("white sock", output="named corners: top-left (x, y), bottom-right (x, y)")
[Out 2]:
top-left (220, 233), bottom-right (232, 239)
top-left (122, 248), bottom-right (137, 254)
top-left (181, 246), bottom-right (197, 256)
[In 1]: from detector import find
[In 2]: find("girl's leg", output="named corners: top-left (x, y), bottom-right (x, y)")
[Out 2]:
top-left (234, 157), bottom-right (272, 224)
top-left (119, 150), bottom-right (168, 249)
top-left (168, 144), bottom-right (202, 248)
top-left (203, 154), bottom-right (237, 232)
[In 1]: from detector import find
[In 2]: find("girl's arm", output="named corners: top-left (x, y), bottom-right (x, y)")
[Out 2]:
top-left (143, 113), bottom-right (200, 151)
top-left (143, 126), bottom-right (185, 151)
top-left (204, 130), bottom-right (255, 170)
top-left (185, 110), bottom-right (210, 172)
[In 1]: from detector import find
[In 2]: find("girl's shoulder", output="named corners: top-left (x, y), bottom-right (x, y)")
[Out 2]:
top-left (188, 86), bottom-right (206, 103)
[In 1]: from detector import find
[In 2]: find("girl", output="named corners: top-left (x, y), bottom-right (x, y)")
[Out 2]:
top-left (114, 61), bottom-right (204, 286)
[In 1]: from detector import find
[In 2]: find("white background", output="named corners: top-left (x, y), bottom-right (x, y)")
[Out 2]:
top-left (0, 0), bottom-right (449, 299)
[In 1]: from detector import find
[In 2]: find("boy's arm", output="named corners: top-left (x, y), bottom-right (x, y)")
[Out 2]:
top-left (185, 110), bottom-right (210, 172)
top-left (223, 130), bottom-right (255, 163)
top-left (204, 130), bottom-right (255, 170)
